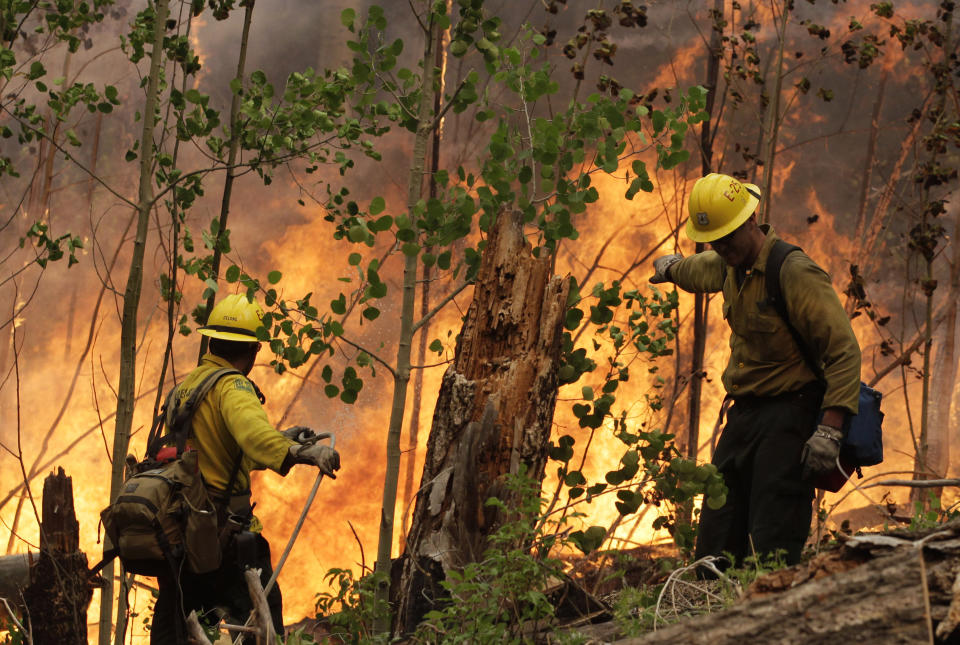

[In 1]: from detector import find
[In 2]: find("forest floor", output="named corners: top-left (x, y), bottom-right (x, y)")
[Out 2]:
top-left (559, 511), bottom-right (960, 644)
top-left (289, 504), bottom-right (960, 643)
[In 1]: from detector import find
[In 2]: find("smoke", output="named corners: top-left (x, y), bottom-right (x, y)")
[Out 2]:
top-left (0, 1), bottom-right (955, 641)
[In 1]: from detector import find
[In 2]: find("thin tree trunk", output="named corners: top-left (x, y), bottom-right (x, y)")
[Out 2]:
top-left (198, 0), bottom-right (255, 360)
top-left (845, 71), bottom-right (886, 317)
top-left (859, 90), bottom-right (934, 280)
top-left (372, 7), bottom-right (440, 633)
top-left (98, 2), bottom-right (170, 643)
top-left (912, 17), bottom-right (953, 504)
top-left (759, 2), bottom-right (788, 224)
top-left (687, 0), bottom-right (723, 461)
top-left (853, 72), bottom-right (886, 250)
top-left (923, 197), bottom-right (960, 500)
top-left (401, 10), bottom-right (447, 542)
top-left (393, 209), bottom-right (569, 634)
top-left (912, 254), bottom-right (935, 501)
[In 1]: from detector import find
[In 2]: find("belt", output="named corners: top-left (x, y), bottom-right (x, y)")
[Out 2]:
top-left (731, 381), bottom-right (824, 410)
top-left (208, 488), bottom-right (253, 516)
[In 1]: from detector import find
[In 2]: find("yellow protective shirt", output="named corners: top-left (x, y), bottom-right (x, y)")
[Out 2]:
top-left (669, 225), bottom-right (861, 415)
top-left (173, 353), bottom-right (294, 495)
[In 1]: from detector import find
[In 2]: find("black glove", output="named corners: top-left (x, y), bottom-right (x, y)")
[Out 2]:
top-left (801, 424), bottom-right (843, 479)
top-left (650, 253), bottom-right (682, 284)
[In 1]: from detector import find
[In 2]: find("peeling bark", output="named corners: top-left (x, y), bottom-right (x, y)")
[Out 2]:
top-left (393, 210), bottom-right (569, 634)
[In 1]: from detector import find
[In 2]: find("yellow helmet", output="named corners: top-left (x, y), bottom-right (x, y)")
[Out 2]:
top-left (198, 293), bottom-right (264, 342)
top-left (685, 173), bottom-right (761, 243)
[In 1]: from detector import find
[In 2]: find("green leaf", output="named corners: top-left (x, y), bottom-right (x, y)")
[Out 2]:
top-left (348, 224), bottom-right (366, 242)
top-left (586, 483), bottom-right (607, 496)
top-left (369, 196), bottom-right (385, 215)
top-left (362, 306), bottom-right (380, 320)
top-left (367, 282), bottom-right (387, 299)
top-left (569, 526), bottom-right (606, 554)
top-left (268, 270), bottom-right (282, 284)
top-left (340, 8), bottom-right (356, 28)
top-left (28, 61), bottom-right (45, 80)
top-left (563, 470), bottom-right (587, 487)
top-left (564, 308), bottom-right (583, 330)
top-left (402, 242), bottom-right (420, 257)
top-left (324, 384), bottom-right (340, 398)
top-left (225, 265), bottom-right (240, 283)
top-left (437, 251), bottom-right (451, 270)
top-left (348, 253), bottom-right (362, 266)
top-left (549, 435), bottom-right (575, 462)
top-left (428, 339), bottom-right (443, 353)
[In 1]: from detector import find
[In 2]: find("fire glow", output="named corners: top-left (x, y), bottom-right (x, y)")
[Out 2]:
top-left (0, 1), bottom-right (951, 642)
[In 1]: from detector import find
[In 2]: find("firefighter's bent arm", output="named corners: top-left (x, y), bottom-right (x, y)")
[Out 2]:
top-left (219, 376), bottom-right (293, 472)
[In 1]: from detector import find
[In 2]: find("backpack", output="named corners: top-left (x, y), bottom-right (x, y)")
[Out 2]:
top-left (765, 240), bottom-right (884, 492)
top-left (97, 367), bottom-right (242, 577)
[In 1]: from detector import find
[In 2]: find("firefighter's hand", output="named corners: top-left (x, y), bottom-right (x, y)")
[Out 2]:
top-left (801, 424), bottom-right (843, 479)
top-left (281, 426), bottom-right (318, 445)
top-left (289, 443), bottom-right (341, 478)
top-left (650, 254), bottom-right (682, 284)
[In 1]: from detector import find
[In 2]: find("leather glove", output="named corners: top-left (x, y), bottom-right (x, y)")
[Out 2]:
top-left (650, 253), bottom-right (682, 284)
top-left (289, 443), bottom-right (341, 478)
top-left (281, 426), bottom-right (319, 445)
top-left (801, 424), bottom-right (843, 479)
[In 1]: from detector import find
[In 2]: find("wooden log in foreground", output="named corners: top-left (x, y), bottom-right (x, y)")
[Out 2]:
top-left (22, 468), bottom-right (93, 645)
top-left (617, 521), bottom-right (960, 644)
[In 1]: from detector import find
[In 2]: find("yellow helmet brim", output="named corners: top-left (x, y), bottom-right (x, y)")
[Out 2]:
top-left (198, 326), bottom-right (261, 342)
top-left (685, 182), bottom-right (760, 243)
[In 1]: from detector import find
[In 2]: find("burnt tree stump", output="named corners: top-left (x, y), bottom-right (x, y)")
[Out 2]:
top-left (22, 468), bottom-right (92, 645)
top-left (394, 210), bottom-right (570, 633)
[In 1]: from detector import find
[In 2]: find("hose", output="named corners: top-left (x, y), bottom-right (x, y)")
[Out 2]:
top-left (232, 432), bottom-right (334, 643)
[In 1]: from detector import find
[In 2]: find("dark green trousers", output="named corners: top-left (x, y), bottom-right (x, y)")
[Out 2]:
top-left (694, 386), bottom-right (821, 568)
top-left (151, 533), bottom-right (283, 644)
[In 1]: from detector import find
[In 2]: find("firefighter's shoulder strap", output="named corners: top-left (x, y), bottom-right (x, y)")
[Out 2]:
top-left (764, 240), bottom-right (825, 382)
top-left (146, 367), bottom-right (242, 458)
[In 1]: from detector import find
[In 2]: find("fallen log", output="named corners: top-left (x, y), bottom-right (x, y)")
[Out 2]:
top-left (615, 520), bottom-right (960, 644)
top-left (0, 552), bottom-right (33, 602)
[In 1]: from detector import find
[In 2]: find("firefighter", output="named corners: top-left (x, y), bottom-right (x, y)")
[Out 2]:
top-left (151, 293), bottom-right (341, 644)
top-left (650, 173), bottom-right (861, 568)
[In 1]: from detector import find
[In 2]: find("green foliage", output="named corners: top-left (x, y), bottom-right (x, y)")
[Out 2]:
top-left (0, 607), bottom-right (26, 645)
top-left (908, 491), bottom-right (960, 531)
top-left (166, 4), bottom-right (705, 403)
top-left (413, 471), bottom-right (566, 644)
top-left (612, 585), bottom-right (661, 637)
top-left (19, 222), bottom-right (84, 269)
top-left (282, 628), bottom-right (321, 645)
top-left (314, 568), bottom-right (392, 644)
top-left (719, 549), bottom-right (787, 599)
top-left (549, 282), bottom-right (724, 555)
